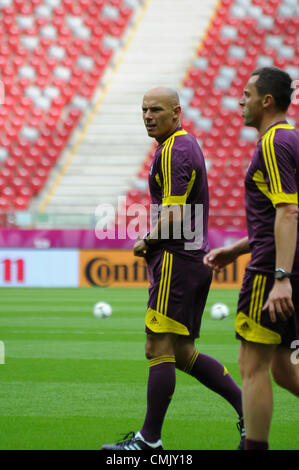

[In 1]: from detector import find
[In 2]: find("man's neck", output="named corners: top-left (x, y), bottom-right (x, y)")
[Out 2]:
top-left (156, 123), bottom-right (181, 145)
top-left (258, 113), bottom-right (287, 137)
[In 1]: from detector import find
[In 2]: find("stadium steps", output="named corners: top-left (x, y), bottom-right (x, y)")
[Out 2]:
top-left (36, 0), bottom-right (218, 217)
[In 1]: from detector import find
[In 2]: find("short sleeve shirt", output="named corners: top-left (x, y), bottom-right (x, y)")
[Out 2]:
top-left (148, 127), bottom-right (209, 259)
top-left (245, 121), bottom-right (299, 274)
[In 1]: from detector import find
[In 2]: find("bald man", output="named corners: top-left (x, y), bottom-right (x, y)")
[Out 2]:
top-left (101, 87), bottom-right (244, 450)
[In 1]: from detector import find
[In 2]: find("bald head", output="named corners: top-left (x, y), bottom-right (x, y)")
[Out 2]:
top-left (142, 87), bottom-right (181, 143)
top-left (143, 87), bottom-right (180, 107)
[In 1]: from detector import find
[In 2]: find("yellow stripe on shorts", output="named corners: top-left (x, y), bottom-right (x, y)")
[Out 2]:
top-left (156, 251), bottom-right (173, 315)
top-left (249, 274), bottom-right (267, 324)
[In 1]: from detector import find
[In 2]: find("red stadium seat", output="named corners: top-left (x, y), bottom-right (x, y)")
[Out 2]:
top-left (23, 158), bottom-right (36, 172)
top-left (30, 177), bottom-right (43, 194)
top-left (0, 197), bottom-right (11, 211)
top-left (4, 157), bottom-right (18, 172)
top-left (2, 186), bottom-right (16, 200)
top-left (11, 177), bottom-right (25, 193)
top-left (18, 186), bottom-right (33, 199)
top-left (14, 196), bottom-right (29, 210)
top-left (0, 168), bottom-right (13, 181)
top-left (0, 177), bottom-right (6, 192)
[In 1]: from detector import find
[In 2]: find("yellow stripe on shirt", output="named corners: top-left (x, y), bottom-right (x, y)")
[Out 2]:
top-left (262, 131), bottom-right (279, 194)
top-left (161, 137), bottom-right (175, 199)
top-left (261, 125), bottom-right (295, 195)
top-left (161, 130), bottom-right (188, 199)
top-left (161, 139), bottom-right (170, 199)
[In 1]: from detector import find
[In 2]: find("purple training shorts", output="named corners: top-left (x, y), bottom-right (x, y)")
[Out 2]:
top-left (145, 249), bottom-right (212, 338)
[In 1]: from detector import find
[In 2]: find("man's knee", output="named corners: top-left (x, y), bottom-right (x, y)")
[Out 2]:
top-left (145, 332), bottom-right (176, 360)
top-left (238, 340), bottom-right (276, 381)
top-left (271, 346), bottom-right (299, 396)
top-left (174, 337), bottom-right (196, 371)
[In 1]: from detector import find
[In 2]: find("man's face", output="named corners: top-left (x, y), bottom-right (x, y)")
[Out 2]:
top-left (142, 92), bottom-right (180, 143)
top-left (239, 75), bottom-right (264, 128)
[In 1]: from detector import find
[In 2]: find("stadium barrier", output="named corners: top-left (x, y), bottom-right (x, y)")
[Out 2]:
top-left (0, 229), bottom-right (250, 288)
top-left (79, 249), bottom-right (250, 288)
top-left (0, 247), bottom-right (250, 289)
top-left (0, 249), bottom-right (78, 287)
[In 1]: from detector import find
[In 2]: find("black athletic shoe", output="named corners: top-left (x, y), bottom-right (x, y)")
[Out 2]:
top-left (236, 417), bottom-right (246, 450)
top-left (101, 431), bottom-right (164, 450)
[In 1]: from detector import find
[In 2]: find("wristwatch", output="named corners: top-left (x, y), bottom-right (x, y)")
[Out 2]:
top-left (143, 232), bottom-right (151, 247)
top-left (274, 268), bottom-right (291, 280)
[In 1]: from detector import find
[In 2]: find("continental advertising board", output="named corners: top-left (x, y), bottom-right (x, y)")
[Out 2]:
top-left (0, 249), bottom-right (250, 289)
top-left (79, 250), bottom-right (251, 289)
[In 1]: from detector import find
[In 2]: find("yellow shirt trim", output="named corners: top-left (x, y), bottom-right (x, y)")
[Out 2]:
top-left (162, 129), bottom-right (188, 146)
top-left (261, 124), bottom-right (294, 141)
top-left (155, 173), bottom-right (161, 187)
top-left (161, 129), bottom-right (188, 200)
top-left (162, 170), bottom-right (196, 206)
top-left (261, 124), bottom-right (295, 196)
top-left (162, 195), bottom-right (187, 206)
top-left (271, 192), bottom-right (298, 205)
top-left (253, 169), bottom-right (298, 208)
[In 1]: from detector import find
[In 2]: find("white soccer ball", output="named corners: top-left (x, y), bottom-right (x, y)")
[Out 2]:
top-left (93, 302), bottom-right (112, 319)
top-left (210, 303), bottom-right (229, 320)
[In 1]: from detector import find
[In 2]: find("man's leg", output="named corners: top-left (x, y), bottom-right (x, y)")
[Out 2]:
top-left (175, 336), bottom-right (243, 418)
top-left (238, 340), bottom-right (277, 449)
top-left (139, 332), bottom-right (177, 443)
top-left (271, 345), bottom-right (299, 396)
top-left (101, 332), bottom-right (176, 450)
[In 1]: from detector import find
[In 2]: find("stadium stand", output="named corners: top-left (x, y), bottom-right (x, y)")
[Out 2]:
top-left (36, 0), bottom-right (216, 217)
top-left (130, 0), bottom-right (299, 230)
top-left (0, 0), bottom-right (298, 232)
top-left (0, 0), bottom-right (138, 212)
top-left (0, 0), bottom-right (218, 222)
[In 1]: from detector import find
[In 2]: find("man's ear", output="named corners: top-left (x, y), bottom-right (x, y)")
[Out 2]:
top-left (173, 104), bottom-right (181, 119)
top-left (263, 93), bottom-right (275, 109)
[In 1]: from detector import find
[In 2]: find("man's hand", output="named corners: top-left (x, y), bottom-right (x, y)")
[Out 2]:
top-left (262, 278), bottom-right (294, 323)
top-left (203, 246), bottom-right (238, 272)
top-left (203, 237), bottom-right (249, 272)
top-left (133, 239), bottom-right (148, 257)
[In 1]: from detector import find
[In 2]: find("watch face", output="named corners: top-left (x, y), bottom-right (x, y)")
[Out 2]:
top-left (275, 271), bottom-right (290, 279)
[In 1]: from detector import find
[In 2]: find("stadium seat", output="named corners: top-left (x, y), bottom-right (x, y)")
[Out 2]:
top-left (0, 197), bottom-right (11, 211)
top-left (14, 196), bottom-right (29, 210)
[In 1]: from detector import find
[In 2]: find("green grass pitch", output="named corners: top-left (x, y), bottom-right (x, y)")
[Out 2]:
top-left (0, 287), bottom-right (297, 450)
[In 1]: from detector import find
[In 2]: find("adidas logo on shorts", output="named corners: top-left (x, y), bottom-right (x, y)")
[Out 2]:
top-left (150, 316), bottom-right (158, 324)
